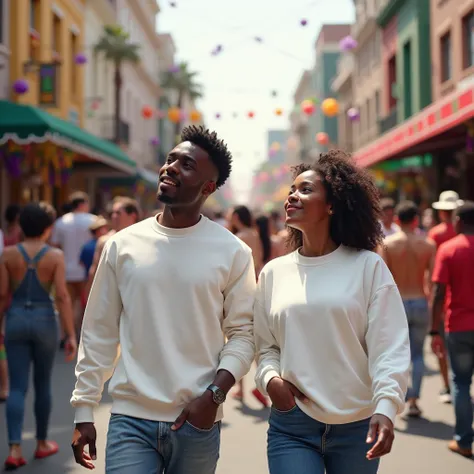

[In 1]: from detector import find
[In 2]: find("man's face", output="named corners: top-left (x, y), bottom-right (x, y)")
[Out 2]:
top-left (110, 203), bottom-right (136, 231)
top-left (382, 207), bottom-right (394, 224)
top-left (157, 142), bottom-right (217, 207)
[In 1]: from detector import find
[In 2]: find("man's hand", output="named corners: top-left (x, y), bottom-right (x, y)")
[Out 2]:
top-left (431, 334), bottom-right (445, 359)
top-left (366, 414), bottom-right (394, 460)
top-left (72, 422), bottom-right (97, 470)
top-left (171, 390), bottom-right (218, 431)
top-left (267, 377), bottom-right (308, 411)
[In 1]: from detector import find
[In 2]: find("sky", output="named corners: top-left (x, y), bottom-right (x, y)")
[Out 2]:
top-left (157, 0), bottom-right (355, 202)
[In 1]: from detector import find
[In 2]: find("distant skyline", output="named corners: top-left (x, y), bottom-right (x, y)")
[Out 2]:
top-left (157, 0), bottom-right (355, 203)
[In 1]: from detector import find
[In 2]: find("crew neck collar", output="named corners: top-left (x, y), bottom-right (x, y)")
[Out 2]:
top-left (292, 245), bottom-right (346, 266)
top-left (151, 214), bottom-right (208, 237)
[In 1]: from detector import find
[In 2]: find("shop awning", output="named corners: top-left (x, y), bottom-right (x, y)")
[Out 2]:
top-left (0, 100), bottom-right (136, 175)
top-left (353, 85), bottom-right (474, 168)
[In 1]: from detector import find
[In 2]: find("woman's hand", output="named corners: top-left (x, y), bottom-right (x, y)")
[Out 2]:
top-left (267, 377), bottom-right (309, 411)
top-left (65, 336), bottom-right (78, 362)
top-left (366, 414), bottom-right (394, 460)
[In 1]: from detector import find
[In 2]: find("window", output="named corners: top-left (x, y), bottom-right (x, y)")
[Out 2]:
top-left (71, 32), bottom-right (78, 99)
top-left (52, 15), bottom-right (61, 55)
top-left (440, 32), bottom-right (452, 82)
top-left (366, 98), bottom-right (371, 131)
top-left (388, 55), bottom-right (397, 110)
top-left (30, 0), bottom-right (39, 30)
top-left (375, 90), bottom-right (380, 118)
top-left (462, 11), bottom-right (474, 69)
top-left (0, 1), bottom-right (3, 44)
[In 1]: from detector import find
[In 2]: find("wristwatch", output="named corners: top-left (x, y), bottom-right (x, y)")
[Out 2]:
top-left (206, 384), bottom-right (226, 405)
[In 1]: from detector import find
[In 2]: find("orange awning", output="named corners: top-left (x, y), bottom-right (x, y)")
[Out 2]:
top-left (353, 86), bottom-right (474, 168)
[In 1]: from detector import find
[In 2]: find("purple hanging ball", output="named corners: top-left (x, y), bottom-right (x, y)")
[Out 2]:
top-left (74, 53), bottom-right (87, 65)
top-left (13, 79), bottom-right (29, 95)
top-left (150, 137), bottom-right (160, 146)
top-left (300, 19), bottom-right (308, 26)
top-left (169, 64), bottom-right (180, 73)
top-left (340, 36), bottom-right (358, 52)
top-left (215, 113), bottom-right (221, 119)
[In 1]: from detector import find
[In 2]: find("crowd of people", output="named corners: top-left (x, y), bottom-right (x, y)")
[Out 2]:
top-left (0, 125), bottom-right (472, 473)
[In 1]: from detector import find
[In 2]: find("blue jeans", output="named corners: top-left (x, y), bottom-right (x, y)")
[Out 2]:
top-left (4, 306), bottom-right (58, 444)
top-left (105, 414), bottom-right (221, 474)
top-left (267, 406), bottom-right (380, 474)
top-left (403, 298), bottom-right (429, 400)
top-left (446, 330), bottom-right (474, 449)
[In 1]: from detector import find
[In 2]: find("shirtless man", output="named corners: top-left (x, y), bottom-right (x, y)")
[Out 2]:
top-left (380, 201), bottom-right (436, 417)
top-left (84, 197), bottom-right (140, 301)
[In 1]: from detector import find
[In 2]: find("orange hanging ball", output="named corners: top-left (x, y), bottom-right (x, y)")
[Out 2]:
top-left (168, 107), bottom-right (180, 123)
top-left (189, 109), bottom-right (202, 123)
top-left (316, 132), bottom-right (329, 145)
top-left (321, 98), bottom-right (339, 117)
top-left (142, 105), bottom-right (154, 119)
top-left (275, 108), bottom-right (283, 116)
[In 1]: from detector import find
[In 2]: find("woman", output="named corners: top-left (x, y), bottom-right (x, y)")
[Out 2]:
top-left (254, 151), bottom-right (410, 474)
top-left (3, 205), bottom-right (22, 247)
top-left (255, 215), bottom-right (285, 265)
top-left (0, 202), bottom-right (77, 469)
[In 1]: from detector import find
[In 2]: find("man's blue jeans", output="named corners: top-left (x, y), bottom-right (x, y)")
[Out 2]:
top-left (267, 405), bottom-right (380, 474)
top-left (446, 330), bottom-right (474, 450)
top-left (403, 298), bottom-right (430, 399)
top-left (105, 414), bottom-right (221, 474)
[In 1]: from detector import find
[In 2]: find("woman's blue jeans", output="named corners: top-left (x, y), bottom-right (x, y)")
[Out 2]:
top-left (4, 307), bottom-right (58, 445)
top-left (267, 405), bottom-right (380, 474)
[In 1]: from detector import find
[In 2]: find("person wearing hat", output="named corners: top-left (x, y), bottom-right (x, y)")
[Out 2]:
top-left (79, 216), bottom-right (109, 281)
top-left (428, 190), bottom-right (464, 404)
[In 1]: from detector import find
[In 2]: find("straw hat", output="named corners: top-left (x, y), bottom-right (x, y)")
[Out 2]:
top-left (432, 191), bottom-right (464, 211)
top-left (89, 215), bottom-right (108, 231)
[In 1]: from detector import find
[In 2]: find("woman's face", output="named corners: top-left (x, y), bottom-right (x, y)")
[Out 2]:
top-left (284, 170), bottom-right (331, 231)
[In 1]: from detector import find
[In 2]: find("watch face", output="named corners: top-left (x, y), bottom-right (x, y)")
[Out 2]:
top-left (213, 388), bottom-right (226, 404)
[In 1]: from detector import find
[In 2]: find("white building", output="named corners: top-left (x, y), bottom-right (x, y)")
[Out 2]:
top-left (84, 0), bottom-right (161, 169)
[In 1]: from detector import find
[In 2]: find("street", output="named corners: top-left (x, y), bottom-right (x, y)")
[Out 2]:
top-left (0, 350), bottom-right (472, 473)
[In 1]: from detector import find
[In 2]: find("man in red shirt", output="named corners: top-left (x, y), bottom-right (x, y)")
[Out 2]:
top-left (428, 190), bottom-right (464, 402)
top-left (431, 201), bottom-right (474, 458)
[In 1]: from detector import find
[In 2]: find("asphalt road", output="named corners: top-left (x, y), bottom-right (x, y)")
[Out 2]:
top-left (0, 350), bottom-right (472, 473)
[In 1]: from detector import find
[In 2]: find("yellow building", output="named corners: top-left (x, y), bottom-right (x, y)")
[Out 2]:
top-left (10, 0), bottom-right (85, 125)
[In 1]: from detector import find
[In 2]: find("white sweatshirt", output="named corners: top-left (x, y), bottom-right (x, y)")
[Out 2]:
top-left (255, 246), bottom-right (410, 425)
top-left (71, 216), bottom-right (256, 423)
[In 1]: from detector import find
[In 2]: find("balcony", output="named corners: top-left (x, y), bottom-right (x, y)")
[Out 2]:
top-left (332, 54), bottom-right (354, 92)
top-left (378, 107), bottom-right (398, 134)
top-left (100, 116), bottom-right (130, 145)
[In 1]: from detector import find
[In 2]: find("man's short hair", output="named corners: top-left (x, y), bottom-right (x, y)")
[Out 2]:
top-left (68, 191), bottom-right (89, 210)
top-left (118, 197), bottom-right (141, 222)
top-left (380, 197), bottom-right (396, 211)
top-left (456, 201), bottom-right (474, 227)
top-left (395, 200), bottom-right (418, 224)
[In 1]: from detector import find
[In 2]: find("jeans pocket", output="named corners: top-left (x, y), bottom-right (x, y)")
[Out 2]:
top-left (271, 404), bottom-right (298, 415)
top-left (185, 420), bottom-right (218, 433)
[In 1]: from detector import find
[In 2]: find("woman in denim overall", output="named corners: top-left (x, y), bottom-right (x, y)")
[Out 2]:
top-left (0, 202), bottom-right (77, 470)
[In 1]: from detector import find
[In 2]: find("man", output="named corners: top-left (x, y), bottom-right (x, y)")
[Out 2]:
top-left (79, 216), bottom-right (109, 279)
top-left (380, 197), bottom-right (400, 237)
top-left (51, 192), bottom-right (95, 334)
top-left (84, 197), bottom-right (140, 300)
top-left (380, 201), bottom-right (435, 417)
top-left (431, 201), bottom-right (474, 458)
top-left (428, 190), bottom-right (464, 403)
top-left (71, 126), bottom-right (256, 473)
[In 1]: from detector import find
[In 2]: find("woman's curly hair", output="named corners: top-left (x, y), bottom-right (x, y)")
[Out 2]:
top-left (287, 150), bottom-right (384, 252)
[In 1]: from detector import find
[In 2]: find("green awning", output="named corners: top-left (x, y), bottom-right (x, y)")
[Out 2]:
top-left (0, 100), bottom-right (136, 175)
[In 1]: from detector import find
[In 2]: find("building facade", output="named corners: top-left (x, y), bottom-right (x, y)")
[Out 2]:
top-left (0, 0), bottom-right (10, 99)
top-left (117, 0), bottom-right (161, 169)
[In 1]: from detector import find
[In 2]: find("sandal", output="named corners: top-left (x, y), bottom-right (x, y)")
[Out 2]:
top-left (406, 404), bottom-right (422, 418)
top-left (4, 456), bottom-right (27, 470)
top-left (34, 441), bottom-right (59, 459)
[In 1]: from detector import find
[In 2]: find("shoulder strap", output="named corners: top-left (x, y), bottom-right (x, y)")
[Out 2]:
top-left (17, 243), bottom-right (31, 264)
top-left (32, 245), bottom-right (50, 264)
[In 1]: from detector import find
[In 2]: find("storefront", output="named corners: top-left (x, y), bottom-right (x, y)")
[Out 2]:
top-left (353, 86), bottom-right (474, 201)
top-left (0, 100), bottom-right (136, 219)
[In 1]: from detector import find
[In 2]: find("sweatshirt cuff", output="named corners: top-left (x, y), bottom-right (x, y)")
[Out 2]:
top-left (74, 405), bottom-right (95, 424)
top-left (374, 398), bottom-right (399, 424)
top-left (261, 369), bottom-right (280, 396)
top-left (218, 354), bottom-right (248, 384)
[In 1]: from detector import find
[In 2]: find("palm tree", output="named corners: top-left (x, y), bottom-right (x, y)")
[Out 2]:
top-left (161, 62), bottom-right (203, 141)
top-left (95, 25), bottom-right (140, 144)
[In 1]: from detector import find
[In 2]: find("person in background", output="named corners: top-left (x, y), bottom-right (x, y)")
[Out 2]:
top-left (3, 205), bottom-right (22, 247)
top-left (70, 126), bottom-right (256, 473)
top-left (254, 152), bottom-right (409, 474)
top-left (380, 198), bottom-right (400, 237)
top-left (51, 192), bottom-right (95, 337)
top-left (79, 216), bottom-right (109, 280)
top-left (213, 210), bottom-right (227, 227)
top-left (85, 197), bottom-right (140, 300)
top-left (270, 210), bottom-right (284, 234)
top-left (380, 201), bottom-right (436, 417)
top-left (431, 201), bottom-right (474, 458)
top-left (0, 230), bottom-right (6, 403)
top-left (428, 190), bottom-right (464, 404)
top-left (256, 215), bottom-right (285, 264)
top-left (422, 208), bottom-right (436, 234)
top-left (0, 202), bottom-right (77, 469)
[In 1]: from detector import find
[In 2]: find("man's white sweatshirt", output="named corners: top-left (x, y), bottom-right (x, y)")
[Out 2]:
top-left (71, 216), bottom-right (256, 423)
